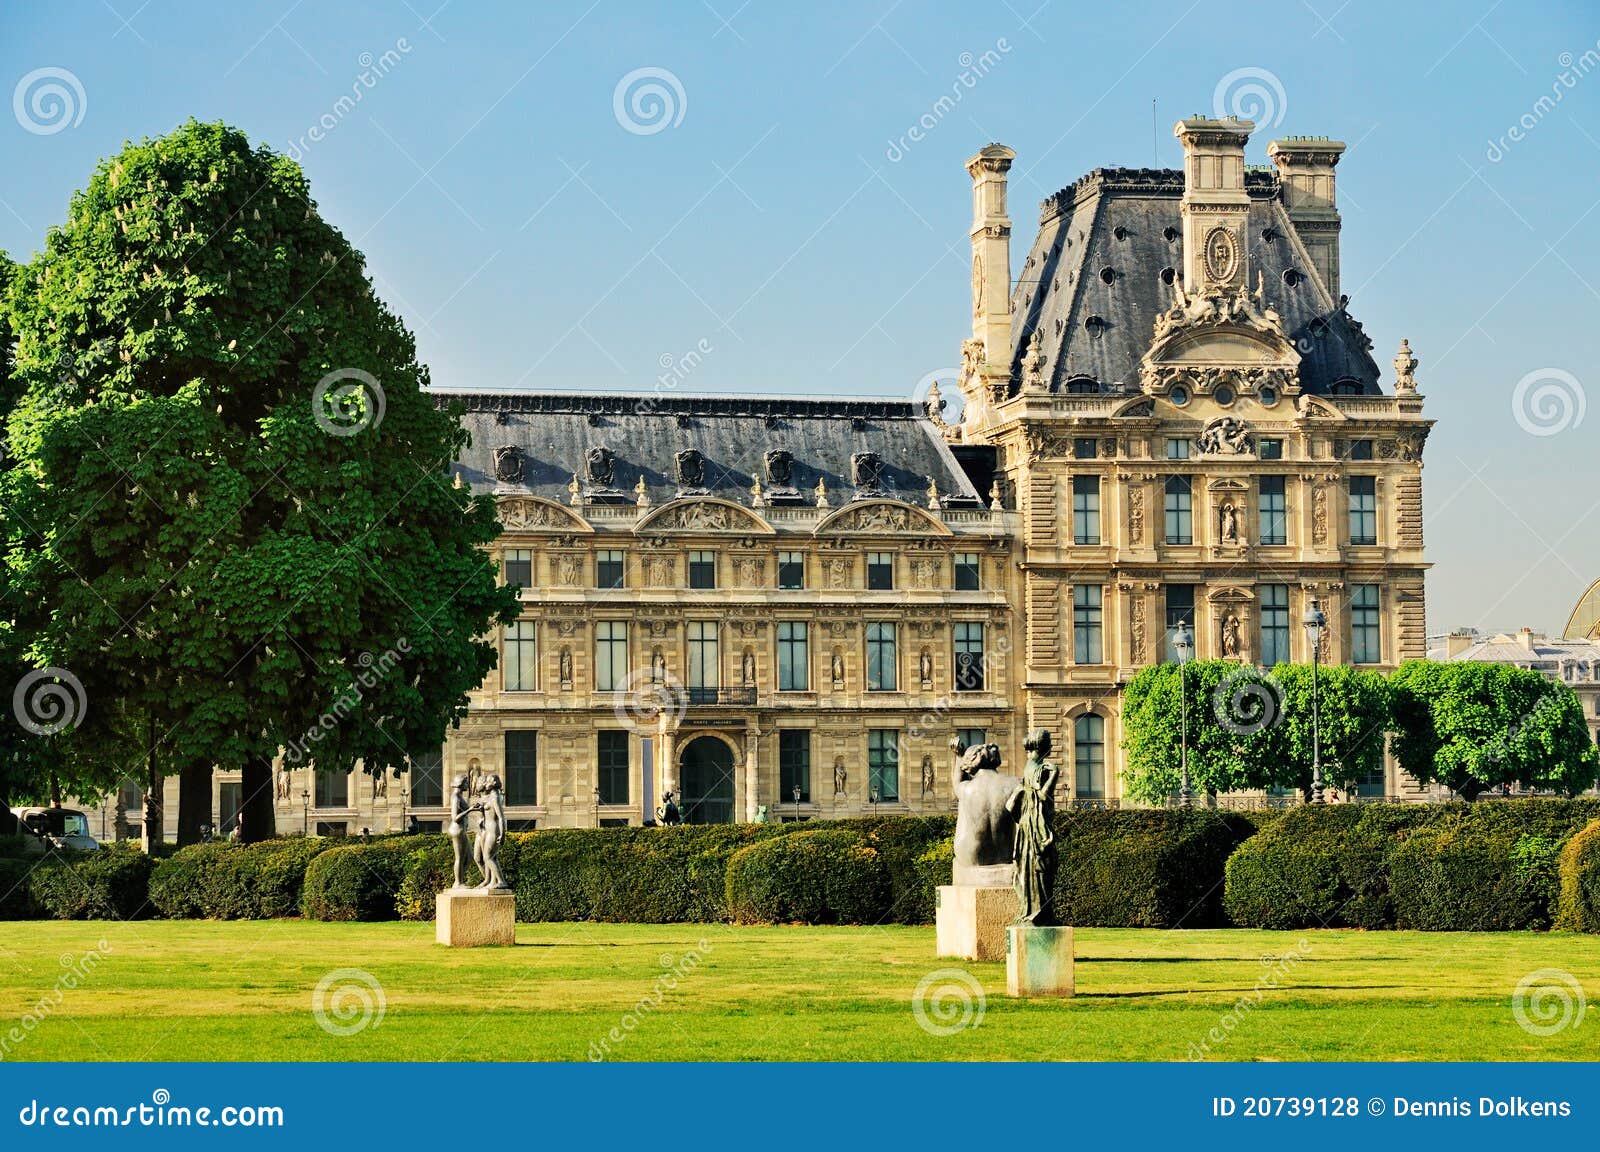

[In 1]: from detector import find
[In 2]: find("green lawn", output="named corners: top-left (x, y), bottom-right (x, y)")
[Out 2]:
top-left (1, 920), bottom-right (1596, 1061)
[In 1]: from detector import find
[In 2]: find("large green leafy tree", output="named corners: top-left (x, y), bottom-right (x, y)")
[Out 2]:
top-left (1, 120), bottom-right (518, 843)
top-left (1121, 660), bottom-right (1390, 803)
top-left (1389, 660), bottom-right (1598, 799)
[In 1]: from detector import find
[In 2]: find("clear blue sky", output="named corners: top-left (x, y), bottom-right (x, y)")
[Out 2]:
top-left (3, 0), bottom-right (1598, 636)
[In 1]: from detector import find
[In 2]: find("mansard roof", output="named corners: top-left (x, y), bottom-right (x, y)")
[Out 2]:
top-left (435, 391), bottom-right (986, 507)
top-left (1009, 167), bottom-right (1381, 396)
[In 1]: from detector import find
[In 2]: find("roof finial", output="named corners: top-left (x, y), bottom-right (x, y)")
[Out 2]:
top-left (634, 474), bottom-right (650, 507)
top-left (814, 477), bottom-right (829, 509)
top-left (1393, 338), bottom-right (1419, 394)
top-left (567, 474), bottom-right (581, 505)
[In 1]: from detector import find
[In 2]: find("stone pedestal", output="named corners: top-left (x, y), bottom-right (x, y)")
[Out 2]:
top-left (436, 887), bottom-right (516, 947)
top-left (936, 884), bottom-right (1016, 961)
top-left (1006, 925), bottom-right (1074, 997)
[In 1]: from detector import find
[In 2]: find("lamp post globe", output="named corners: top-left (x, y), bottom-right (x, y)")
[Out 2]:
top-left (1174, 622), bottom-right (1194, 809)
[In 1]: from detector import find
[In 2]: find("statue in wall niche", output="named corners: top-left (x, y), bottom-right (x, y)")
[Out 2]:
top-left (652, 648), bottom-right (667, 684)
top-left (1006, 730), bottom-right (1060, 926)
top-left (1219, 500), bottom-right (1238, 543)
top-left (833, 756), bottom-right (847, 796)
top-left (448, 775), bottom-right (474, 888)
top-left (742, 648), bottom-right (756, 687)
top-left (831, 648), bottom-right (845, 686)
top-left (949, 737), bottom-right (1020, 886)
top-left (1221, 613), bottom-right (1241, 658)
top-left (921, 755), bottom-right (936, 796)
top-left (919, 647), bottom-right (933, 686)
top-left (275, 766), bottom-right (292, 801)
top-left (559, 646), bottom-right (574, 686)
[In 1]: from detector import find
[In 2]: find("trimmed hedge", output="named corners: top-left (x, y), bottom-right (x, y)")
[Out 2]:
top-left (1555, 819), bottom-right (1600, 932)
top-left (0, 858), bottom-right (39, 918)
top-left (301, 839), bottom-right (419, 922)
top-left (149, 839), bottom-right (333, 919)
top-left (27, 844), bottom-right (153, 920)
top-left (1225, 800), bottom-right (1600, 930)
top-left (725, 829), bottom-right (892, 924)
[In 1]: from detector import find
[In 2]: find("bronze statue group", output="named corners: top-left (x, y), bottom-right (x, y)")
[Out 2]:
top-left (448, 773), bottom-right (509, 890)
top-left (952, 729), bottom-right (1061, 926)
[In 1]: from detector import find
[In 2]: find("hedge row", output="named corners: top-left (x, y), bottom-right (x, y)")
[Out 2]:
top-left (1223, 800), bottom-right (1600, 930)
top-left (5, 805), bottom-right (1600, 931)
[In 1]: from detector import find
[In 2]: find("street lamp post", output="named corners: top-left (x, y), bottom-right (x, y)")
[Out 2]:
top-left (792, 784), bottom-right (802, 823)
top-left (869, 787), bottom-right (880, 818)
top-left (1174, 621), bottom-right (1194, 809)
top-left (300, 788), bottom-right (310, 836)
top-left (1302, 598), bottom-right (1328, 804)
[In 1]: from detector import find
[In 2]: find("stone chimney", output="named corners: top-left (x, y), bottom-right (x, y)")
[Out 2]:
top-left (1267, 137), bottom-right (1346, 299)
top-left (1446, 629), bottom-right (1476, 658)
top-left (965, 143), bottom-right (1015, 369)
top-left (1516, 626), bottom-right (1537, 652)
top-left (1174, 116), bottom-right (1253, 296)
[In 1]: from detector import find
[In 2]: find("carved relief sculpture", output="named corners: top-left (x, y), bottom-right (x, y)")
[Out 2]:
top-left (556, 554), bottom-right (582, 586)
top-left (1128, 485), bottom-right (1145, 544)
top-left (1130, 596), bottom-right (1147, 665)
top-left (1312, 485), bottom-right (1328, 545)
top-left (825, 556), bottom-right (851, 588)
top-left (1197, 416), bottom-right (1251, 455)
top-left (585, 445), bottom-right (615, 486)
top-left (493, 445), bottom-right (525, 484)
top-left (674, 448), bottom-right (705, 489)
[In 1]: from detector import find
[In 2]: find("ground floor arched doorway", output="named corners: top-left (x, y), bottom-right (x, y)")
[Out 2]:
top-left (678, 735), bottom-right (735, 824)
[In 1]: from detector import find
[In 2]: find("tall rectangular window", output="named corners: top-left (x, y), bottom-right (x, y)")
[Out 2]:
top-left (1074, 715), bottom-right (1106, 797)
top-left (1349, 476), bottom-right (1377, 545)
top-left (953, 622), bottom-right (985, 691)
top-left (1260, 583), bottom-right (1290, 666)
top-left (777, 550), bottom-right (805, 590)
top-left (688, 550), bottom-right (716, 589)
top-left (1164, 476), bottom-right (1192, 544)
top-left (503, 549), bottom-right (532, 588)
top-left (866, 552), bottom-right (894, 590)
top-left (777, 621), bottom-right (809, 691)
top-left (1165, 584), bottom-right (1195, 662)
top-left (596, 731), bottom-right (628, 806)
top-left (1073, 585), bottom-right (1104, 664)
top-left (687, 621), bottom-right (720, 696)
top-left (596, 549), bottom-right (624, 589)
top-left (504, 620), bottom-right (538, 691)
top-left (778, 729), bottom-right (810, 803)
top-left (867, 730), bottom-right (899, 802)
top-left (410, 750), bottom-right (443, 808)
top-left (1258, 475), bottom-right (1287, 546)
top-left (1258, 438), bottom-right (1283, 461)
top-left (1352, 584), bottom-right (1381, 664)
top-left (954, 552), bottom-right (981, 591)
top-left (315, 771), bottom-right (349, 809)
top-left (866, 622), bottom-right (898, 691)
top-left (595, 621), bottom-right (628, 692)
top-left (1072, 475), bottom-right (1101, 545)
top-left (505, 731), bottom-right (538, 805)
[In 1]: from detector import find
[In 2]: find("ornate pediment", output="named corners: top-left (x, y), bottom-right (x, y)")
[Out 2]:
top-left (634, 498), bottom-right (774, 535)
top-left (1141, 277), bottom-right (1302, 400)
top-left (814, 499), bottom-right (950, 537)
top-left (496, 496), bottom-right (592, 533)
top-left (1206, 585), bottom-right (1256, 603)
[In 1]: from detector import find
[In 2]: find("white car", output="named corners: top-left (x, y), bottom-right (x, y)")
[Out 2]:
top-left (9, 806), bottom-right (101, 854)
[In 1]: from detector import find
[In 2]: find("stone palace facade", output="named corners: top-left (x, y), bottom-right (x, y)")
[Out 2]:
top-left (89, 115), bottom-right (1434, 838)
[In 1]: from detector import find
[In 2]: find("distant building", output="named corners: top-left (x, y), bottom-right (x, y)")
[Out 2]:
top-left (80, 114), bottom-right (1437, 839)
top-left (1430, 627), bottom-right (1600, 752)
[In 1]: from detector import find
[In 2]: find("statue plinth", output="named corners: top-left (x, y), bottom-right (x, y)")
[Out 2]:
top-left (935, 883), bottom-right (1016, 961)
top-left (1006, 925), bottom-right (1074, 997)
top-left (436, 887), bottom-right (516, 947)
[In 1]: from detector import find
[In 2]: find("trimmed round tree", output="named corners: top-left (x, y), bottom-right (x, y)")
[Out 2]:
top-left (1, 120), bottom-right (518, 842)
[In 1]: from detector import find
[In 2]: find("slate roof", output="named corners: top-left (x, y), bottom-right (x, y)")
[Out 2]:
top-left (435, 392), bottom-right (986, 508)
top-left (1008, 167), bottom-right (1382, 396)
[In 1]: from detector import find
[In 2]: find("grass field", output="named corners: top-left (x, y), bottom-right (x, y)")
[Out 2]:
top-left (1, 919), bottom-right (1596, 1061)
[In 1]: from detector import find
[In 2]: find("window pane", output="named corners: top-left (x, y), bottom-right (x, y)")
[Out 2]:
top-left (503, 549), bottom-right (532, 588)
top-left (505, 731), bottom-right (538, 805)
top-left (410, 751), bottom-right (443, 807)
top-left (954, 552), bottom-right (981, 591)
top-left (956, 727), bottom-right (986, 751)
top-left (1260, 583), bottom-right (1289, 666)
top-left (954, 622), bottom-right (984, 691)
top-left (777, 621), bottom-right (809, 691)
top-left (1349, 476), bottom-right (1377, 545)
top-left (1166, 438), bottom-right (1190, 460)
top-left (1258, 476), bottom-right (1287, 546)
top-left (1258, 438), bottom-right (1283, 461)
top-left (867, 552), bottom-right (894, 590)
top-left (687, 621), bottom-right (720, 692)
top-left (779, 729), bottom-right (810, 803)
top-left (1073, 437), bottom-right (1098, 460)
top-left (1164, 476), bottom-right (1192, 544)
top-left (1165, 584), bottom-right (1195, 661)
top-left (595, 621), bottom-right (627, 692)
top-left (1073, 584), bottom-right (1103, 664)
top-left (504, 620), bottom-right (538, 691)
top-left (778, 551), bottom-right (805, 590)
top-left (597, 731), bottom-right (628, 805)
top-left (1074, 715), bottom-right (1106, 797)
top-left (867, 622), bottom-right (897, 691)
top-left (867, 730), bottom-right (899, 801)
top-left (688, 551), bottom-right (716, 589)
top-left (1072, 475), bottom-right (1101, 545)
top-left (596, 550), bottom-right (624, 589)
top-left (315, 771), bottom-right (348, 808)
top-left (1352, 583), bottom-right (1381, 663)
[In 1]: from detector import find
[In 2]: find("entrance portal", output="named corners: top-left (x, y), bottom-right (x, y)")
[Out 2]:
top-left (678, 735), bottom-right (735, 825)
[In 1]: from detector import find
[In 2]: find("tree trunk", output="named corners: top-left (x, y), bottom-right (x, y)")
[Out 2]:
top-left (177, 762), bottom-right (213, 844)
top-left (0, 782), bottom-right (16, 836)
top-left (141, 721), bottom-right (164, 853)
top-left (48, 772), bottom-right (62, 808)
top-left (239, 759), bottom-right (276, 844)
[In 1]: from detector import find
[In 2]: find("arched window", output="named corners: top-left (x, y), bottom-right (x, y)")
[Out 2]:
top-left (1074, 715), bottom-right (1106, 798)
